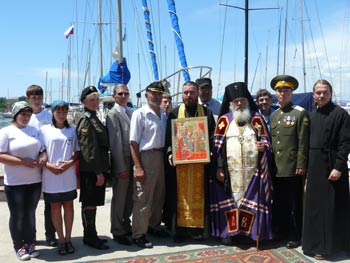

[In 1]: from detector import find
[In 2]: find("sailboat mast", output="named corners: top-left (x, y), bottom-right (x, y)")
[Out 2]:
top-left (244, 0), bottom-right (249, 85)
top-left (116, 0), bottom-right (123, 62)
top-left (299, 0), bottom-right (307, 92)
top-left (283, 0), bottom-right (288, 74)
top-left (98, 0), bottom-right (103, 78)
top-left (61, 63), bottom-right (64, 100)
top-left (45, 71), bottom-right (48, 105)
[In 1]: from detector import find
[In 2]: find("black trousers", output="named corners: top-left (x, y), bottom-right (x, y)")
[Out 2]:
top-left (44, 201), bottom-right (56, 240)
top-left (272, 176), bottom-right (303, 242)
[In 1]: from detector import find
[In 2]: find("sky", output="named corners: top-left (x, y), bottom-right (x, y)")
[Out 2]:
top-left (1, 0), bottom-right (350, 104)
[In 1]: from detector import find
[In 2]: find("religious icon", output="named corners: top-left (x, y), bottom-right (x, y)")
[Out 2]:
top-left (171, 117), bottom-right (210, 164)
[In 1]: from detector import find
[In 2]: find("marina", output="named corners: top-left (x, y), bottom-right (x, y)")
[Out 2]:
top-left (0, 115), bottom-right (12, 129)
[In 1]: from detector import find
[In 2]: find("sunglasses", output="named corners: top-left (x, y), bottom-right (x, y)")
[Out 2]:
top-left (117, 92), bottom-right (130, 96)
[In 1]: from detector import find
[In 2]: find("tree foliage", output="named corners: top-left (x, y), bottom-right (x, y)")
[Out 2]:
top-left (0, 97), bottom-right (6, 111)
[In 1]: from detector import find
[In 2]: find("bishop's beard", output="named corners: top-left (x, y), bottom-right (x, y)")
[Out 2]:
top-left (230, 105), bottom-right (251, 124)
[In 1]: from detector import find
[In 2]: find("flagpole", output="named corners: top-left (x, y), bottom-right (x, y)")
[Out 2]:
top-left (68, 37), bottom-right (71, 103)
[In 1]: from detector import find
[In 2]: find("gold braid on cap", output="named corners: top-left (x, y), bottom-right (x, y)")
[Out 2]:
top-left (275, 80), bottom-right (294, 89)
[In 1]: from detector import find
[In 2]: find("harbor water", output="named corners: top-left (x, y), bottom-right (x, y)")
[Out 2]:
top-left (0, 116), bottom-right (12, 129)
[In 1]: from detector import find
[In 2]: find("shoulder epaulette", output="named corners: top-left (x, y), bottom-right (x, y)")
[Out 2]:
top-left (84, 111), bottom-right (92, 118)
top-left (292, 105), bottom-right (305, 112)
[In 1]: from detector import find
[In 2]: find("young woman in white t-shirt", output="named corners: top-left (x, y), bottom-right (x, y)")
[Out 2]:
top-left (40, 100), bottom-right (80, 256)
top-left (0, 101), bottom-right (46, 261)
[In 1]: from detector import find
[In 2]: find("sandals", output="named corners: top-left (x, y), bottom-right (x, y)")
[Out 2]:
top-left (58, 242), bottom-right (75, 255)
top-left (66, 242), bottom-right (75, 254)
top-left (58, 243), bottom-right (66, 256)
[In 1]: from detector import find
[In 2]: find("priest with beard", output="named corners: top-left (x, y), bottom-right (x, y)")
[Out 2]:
top-left (210, 82), bottom-right (273, 246)
top-left (164, 81), bottom-right (216, 243)
top-left (302, 80), bottom-right (350, 260)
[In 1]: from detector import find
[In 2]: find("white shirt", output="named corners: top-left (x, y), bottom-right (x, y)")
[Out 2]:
top-left (40, 124), bottom-right (80, 193)
top-left (0, 125), bottom-right (43, 186)
top-left (28, 108), bottom-right (52, 129)
top-left (129, 104), bottom-right (167, 151)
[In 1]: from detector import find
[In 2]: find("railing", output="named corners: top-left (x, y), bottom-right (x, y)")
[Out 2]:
top-left (136, 65), bottom-right (212, 107)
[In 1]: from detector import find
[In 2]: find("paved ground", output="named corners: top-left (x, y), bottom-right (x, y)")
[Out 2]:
top-left (0, 169), bottom-right (349, 262)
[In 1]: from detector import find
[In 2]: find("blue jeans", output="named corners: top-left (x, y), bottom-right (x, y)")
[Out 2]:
top-left (5, 182), bottom-right (42, 251)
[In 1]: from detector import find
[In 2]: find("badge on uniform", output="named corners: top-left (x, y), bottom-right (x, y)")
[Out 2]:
top-left (80, 128), bottom-right (88, 136)
top-left (283, 115), bottom-right (295, 127)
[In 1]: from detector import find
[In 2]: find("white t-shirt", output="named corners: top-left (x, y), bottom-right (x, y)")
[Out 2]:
top-left (0, 125), bottom-right (43, 186)
top-left (40, 124), bottom-right (80, 193)
top-left (28, 108), bottom-right (52, 129)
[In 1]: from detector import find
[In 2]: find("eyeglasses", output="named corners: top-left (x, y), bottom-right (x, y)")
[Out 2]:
top-left (117, 92), bottom-right (130, 96)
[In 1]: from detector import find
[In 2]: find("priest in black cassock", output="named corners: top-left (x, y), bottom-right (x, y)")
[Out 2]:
top-left (302, 79), bottom-right (350, 260)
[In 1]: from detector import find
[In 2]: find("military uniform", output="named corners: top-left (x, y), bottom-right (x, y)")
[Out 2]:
top-left (76, 109), bottom-right (110, 206)
top-left (270, 103), bottom-right (309, 177)
top-left (269, 74), bottom-right (310, 248)
top-left (77, 85), bottom-right (110, 250)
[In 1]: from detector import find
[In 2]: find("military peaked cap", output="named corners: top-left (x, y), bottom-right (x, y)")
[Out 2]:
top-left (146, 81), bottom-right (165, 93)
top-left (270, 75), bottom-right (299, 91)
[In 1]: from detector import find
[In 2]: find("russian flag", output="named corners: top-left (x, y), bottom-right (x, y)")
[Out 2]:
top-left (64, 25), bottom-right (74, 39)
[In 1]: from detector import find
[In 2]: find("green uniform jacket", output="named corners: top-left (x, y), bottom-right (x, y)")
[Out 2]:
top-left (270, 103), bottom-right (309, 177)
top-left (76, 109), bottom-right (110, 174)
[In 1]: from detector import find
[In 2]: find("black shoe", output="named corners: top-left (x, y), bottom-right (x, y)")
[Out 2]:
top-left (113, 234), bottom-right (132, 246)
top-left (83, 237), bottom-right (109, 250)
top-left (132, 235), bottom-right (153, 248)
top-left (222, 236), bottom-right (233, 246)
top-left (46, 239), bottom-right (58, 247)
top-left (173, 234), bottom-right (186, 243)
top-left (98, 237), bottom-right (108, 243)
top-left (191, 234), bottom-right (204, 240)
top-left (148, 227), bottom-right (170, 238)
top-left (286, 240), bottom-right (300, 249)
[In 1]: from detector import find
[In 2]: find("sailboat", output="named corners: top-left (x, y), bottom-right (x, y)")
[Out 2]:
top-left (96, 0), bottom-right (212, 112)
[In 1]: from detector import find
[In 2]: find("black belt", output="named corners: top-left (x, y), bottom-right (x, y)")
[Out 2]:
top-left (141, 148), bottom-right (164, 152)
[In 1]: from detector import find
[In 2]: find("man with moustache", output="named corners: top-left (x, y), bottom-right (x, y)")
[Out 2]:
top-left (164, 81), bottom-right (216, 242)
top-left (269, 75), bottom-right (309, 249)
top-left (106, 84), bottom-right (133, 246)
top-left (210, 82), bottom-right (273, 245)
top-left (129, 81), bottom-right (167, 248)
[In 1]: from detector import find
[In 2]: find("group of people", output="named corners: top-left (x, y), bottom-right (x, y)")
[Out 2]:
top-left (0, 85), bottom-right (79, 260)
top-left (1, 74), bottom-right (349, 261)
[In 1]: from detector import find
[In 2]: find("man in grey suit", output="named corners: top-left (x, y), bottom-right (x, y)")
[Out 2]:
top-left (106, 84), bottom-right (134, 245)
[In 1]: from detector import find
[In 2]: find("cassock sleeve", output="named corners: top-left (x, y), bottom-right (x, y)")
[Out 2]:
top-left (334, 110), bottom-right (350, 171)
